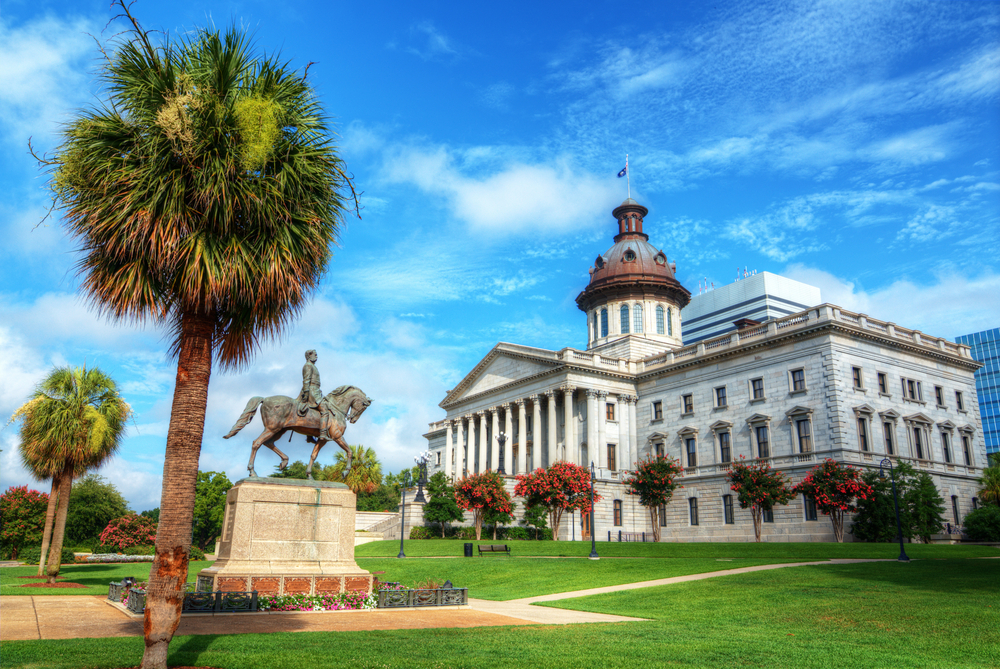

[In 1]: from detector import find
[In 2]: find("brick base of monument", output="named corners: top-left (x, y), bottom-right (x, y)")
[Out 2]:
top-left (197, 477), bottom-right (372, 595)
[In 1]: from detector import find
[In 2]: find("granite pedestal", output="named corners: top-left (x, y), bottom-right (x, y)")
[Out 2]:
top-left (197, 478), bottom-right (372, 596)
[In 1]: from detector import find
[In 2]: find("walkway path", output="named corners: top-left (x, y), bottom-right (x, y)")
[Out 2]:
top-left (0, 559), bottom-right (890, 641)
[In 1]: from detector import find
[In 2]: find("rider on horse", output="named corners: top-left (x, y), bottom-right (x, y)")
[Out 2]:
top-left (297, 349), bottom-right (335, 442)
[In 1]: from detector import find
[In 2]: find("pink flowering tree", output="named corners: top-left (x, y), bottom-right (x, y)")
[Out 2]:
top-left (0, 486), bottom-right (49, 559)
top-left (793, 459), bottom-right (873, 542)
top-left (514, 462), bottom-right (599, 541)
top-left (99, 513), bottom-right (157, 551)
top-left (624, 456), bottom-right (684, 542)
top-left (727, 456), bottom-right (795, 542)
top-left (454, 471), bottom-right (512, 540)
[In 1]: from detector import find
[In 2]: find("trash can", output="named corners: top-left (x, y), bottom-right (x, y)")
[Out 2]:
top-left (464, 542), bottom-right (474, 557)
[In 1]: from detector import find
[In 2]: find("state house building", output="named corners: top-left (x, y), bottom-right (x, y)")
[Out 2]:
top-left (423, 199), bottom-right (986, 542)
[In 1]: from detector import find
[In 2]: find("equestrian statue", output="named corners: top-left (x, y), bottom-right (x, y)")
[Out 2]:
top-left (223, 350), bottom-right (373, 479)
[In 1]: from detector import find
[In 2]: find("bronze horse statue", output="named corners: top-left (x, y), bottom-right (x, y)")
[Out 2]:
top-left (223, 385), bottom-right (372, 479)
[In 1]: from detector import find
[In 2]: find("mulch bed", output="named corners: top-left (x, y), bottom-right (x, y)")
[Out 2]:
top-left (18, 581), bottom-right (87, 588)
top-left (16, 575), bottom-right (64, 579)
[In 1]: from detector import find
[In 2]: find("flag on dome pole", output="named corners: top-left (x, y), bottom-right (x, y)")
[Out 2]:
top-left (617, 154), bottom-right (630, 199)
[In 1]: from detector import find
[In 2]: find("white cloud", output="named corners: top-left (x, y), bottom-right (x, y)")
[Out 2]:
top-left (405, 21), bottom-right (459, 60)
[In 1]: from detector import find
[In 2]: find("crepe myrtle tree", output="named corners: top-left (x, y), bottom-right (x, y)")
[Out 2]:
top-left (34, 3), bottom-right (358, 666)
top-left (727, 456), bottom-right (795, 542)
top-left (624, 456), bottom-right (684, 543)
top-left (454, 471), bottom-right (512, 541)
top-left (514, 462), bottom-right (600, 541)
top-left (0, 486), bottom-right (49, 560)
top-left (793, 459), bottom-right (873, 543)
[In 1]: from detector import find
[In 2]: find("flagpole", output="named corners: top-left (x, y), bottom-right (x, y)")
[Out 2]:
top-left (626, 154), bottom-right (630, 199)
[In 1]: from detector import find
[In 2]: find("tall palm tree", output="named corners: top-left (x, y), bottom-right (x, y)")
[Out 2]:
top-left (11, 366), bottom-right (129, 581)
top-left (39, 5), bottom-right (354, 667)
top-left (330, 445), bottom-right (382, 494)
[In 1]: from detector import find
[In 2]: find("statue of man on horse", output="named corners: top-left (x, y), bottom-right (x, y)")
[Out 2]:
top-left (223, 350), bottom-right (372, 480)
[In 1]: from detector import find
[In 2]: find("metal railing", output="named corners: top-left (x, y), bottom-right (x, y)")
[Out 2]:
top-left (377, 587), bottom-right (468, 608)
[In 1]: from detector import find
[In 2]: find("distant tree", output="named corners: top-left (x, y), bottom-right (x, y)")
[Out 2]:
top-left (329, 445), bottom-right (381, 494)
top-left (271, 460), bottom-right (311, 479)
top-left (521, 503), bottom-right (548, 540)
top-left (977, 464), bottom-right (1000, 507)
top-left (385, 467), bottom-right (421, 493)
top-left (99, 513), bottom-right (157, 551)
top-left (906, 472), bottom-right (946, 543)
top-left (728, 456), bottom-right (795, 542)
top-left (356, 484), bottom-right (400, 512)
top-left (422, 472), bottom-right (464, 538)
top-left (624, 456), bottom-right (684, 543)
top-left (192, 472), bottom-right (232, 550)
top-left (65, 474), bottom-right (130, 546)
top-left (455, 471), bottom-right (512, 541)
top-left (850, 462), bottom-right (918, 543)
top-left (793, 459), bottom-right (872, 543)
top-left (140, 508), bottom-right (160, 523)
top-left (514, 462), bottom-right (598, 542)
top-left (0, 486), bottom-right (49, 559)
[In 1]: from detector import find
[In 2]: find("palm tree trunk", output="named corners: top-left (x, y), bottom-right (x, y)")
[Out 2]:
top-left (46, 464), bottom-right (73, 583)
top-left (37, 475), bottom-right (61, 577)
top-left (141, 312), bottom-right (214, 669)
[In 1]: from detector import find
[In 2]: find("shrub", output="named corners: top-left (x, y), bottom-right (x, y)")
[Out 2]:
top-left (963, 505), bottom-right (1000, 541)
top-left (189, 546), bottom-right (206, 561)
top-left (0, 486), bottom-right (49, 560)
top-left (99, 513), bottom-right (157, 551)
top-left (18, 546), bottom-right (76, 565)
top-left (409, 526), bottom-right (434, 540)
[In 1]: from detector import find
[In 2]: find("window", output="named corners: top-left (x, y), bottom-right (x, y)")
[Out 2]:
top-left (668, 308), bottom-right (674, 336)
top-left (791, 369), bottom-right (806, 392)
top-left (620, 304), bottom-right (630, 334)
top-left (877, 372), bottom-right (888, 395)
top-left (762, 508), bottom-right (774, 523)
top-left (719, 431), bottom-right (732, 463)
top-left (857, 418), bottom-right (869, 452)
top-left (652, 401), bottom-right (663, 421)
top-left (755, 425), bottom-right (770, 458)
top-left (607, 444), bottom-right (617, 471)
top-left (804, 496), bottom-right (818, 521)
top-left (796, 419), bottom-right (813, 453)
top-left (952, 496), bottom-right (960, 526)
top-left (606, 403), bottom-right (615, 421)
top-left (634, 304), bottom-right (643, 333)
top-left (852, 367), bottom-right (863, 389)
top-left (961, 435), bottom-right (972, 466)
top-left (656, 305), bottom-right (665, 334)
top-left (715, 386), bottom-right (727, 407)
top-left (902, 377), bottom-right (923, 402)
top-left (436, 451), bottom-right (442, 466)
top-left (613, 500), bottom-right (622, 526)
top-left (655, 442), bottom-right (665, 458)
top-left (935, 386), bottom-right (945, 407)
top-left (751, 378), bottom-right (765, 400)
top-left (658, 504), bottom-right (667, 526)
top-left (723, 495), bottom-right (734, 524)
top-left (592, 313), bottom-right (598, 341)
top-left (913, 426), bottom-right (925, 459)
top-left (956, 391), bottom-right (965, 411)
top-left (972, 497), bottom-right (979, 510)
top-left (884, 422), bottom-right (895, 455)
top-left (686, 438), bottom-right (697, 467)
top-left (601, 309), bottom-right (608, 337)
top-left (689, 498), bottom-right (699, 526)
top-left (682, 394), bottom-right (694, 414)
top-left (940, 432), bottom-right (952, 463)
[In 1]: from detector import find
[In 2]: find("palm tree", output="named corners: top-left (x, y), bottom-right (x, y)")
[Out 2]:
top-left (978, 465), bottom-right (1000, 507)
top-left (10, 366), bottom-right (129, 581)
top-left (38, 5), bottom-right (354, 667)
top-left (330, 445), bottom-right (382, 494)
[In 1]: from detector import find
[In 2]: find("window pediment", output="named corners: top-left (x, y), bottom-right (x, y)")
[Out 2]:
top-left (904, 412), bottom-right (933, 425)
top-left (678, 425), bottom-right (699, 436)
top-left (786, 405), bottom-right (815, 417)
top-left (937, 420), bottom-right (956, 430)
top-left (851, 403), bottom-right (876, 415)
top-left (746, 413), bottom-right (771, 425)
top-left (647, 431), bottom-right (669, 442)
top-left (958, 424), bottom-right (975, 434)
top-left (709, 420), bottom-right (733, 431)
top-left (879, 409), bottom-right (901, 421)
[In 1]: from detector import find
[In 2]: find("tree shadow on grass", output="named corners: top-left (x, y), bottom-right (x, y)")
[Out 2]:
top-left (818, 558), bottom-right (998, 597)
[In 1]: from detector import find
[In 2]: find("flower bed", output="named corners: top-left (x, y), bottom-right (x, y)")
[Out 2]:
top-left (258, 590), bottom-right (376, 612)
top-left (88, 553), bottom-right (155, 563)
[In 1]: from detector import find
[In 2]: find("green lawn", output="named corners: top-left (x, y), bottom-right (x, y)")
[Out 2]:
top-left (356, 538), bottom-right (1000, 559)
top-left (0, 560), bottom-right (215, 597)
top-left (2, 559), bottom-right (996, 668)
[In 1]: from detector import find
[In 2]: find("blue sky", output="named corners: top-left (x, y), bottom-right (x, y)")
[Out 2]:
top-left (1, 0), bottom-right (998, 511)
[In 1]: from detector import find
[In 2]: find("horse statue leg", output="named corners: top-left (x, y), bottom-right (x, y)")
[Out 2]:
top-left (306, 438), bottom-right (326, 481)
top-left (265, 430), bottom-right (290, 473)
top-left (248, 428), bottom-right (285, 477)
top-left (334, 435), bottom-right (352, 478)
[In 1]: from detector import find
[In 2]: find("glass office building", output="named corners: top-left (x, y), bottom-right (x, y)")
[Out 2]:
top-left (955, 328), bottom-right (999, 456)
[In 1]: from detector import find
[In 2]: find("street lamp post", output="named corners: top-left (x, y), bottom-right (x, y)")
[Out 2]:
top-left (879, 458), bottom-right (910, 562)
top-left (496, 432), bottom-right (507, 475)
top-left (397, 470), bottom-right (410, 559)
top-left (414, 451), bottom-right (431, 504)
top-left (589, 461), bottom-right (599, 560)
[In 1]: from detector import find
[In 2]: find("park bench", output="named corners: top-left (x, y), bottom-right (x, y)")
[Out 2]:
top-left (478, 544), bottom-right (511, 556)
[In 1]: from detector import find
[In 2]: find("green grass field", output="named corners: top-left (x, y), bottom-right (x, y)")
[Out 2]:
top-left (2, 558), bottom-right (996, 668)
top-left (0, 560), bottom-right (216, 597)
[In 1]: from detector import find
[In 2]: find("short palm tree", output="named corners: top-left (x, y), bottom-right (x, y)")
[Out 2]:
top-left (331, 445), bottom-right (382, 494)
top-left (38, 5), bottom-right (354, 667)
top-left (10, 366), bottom-right (129, 581)
top-left (978, 465), bottom-right (1000, 506)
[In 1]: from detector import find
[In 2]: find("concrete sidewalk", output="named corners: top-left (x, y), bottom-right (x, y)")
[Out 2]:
top-left (0, 559), bottom-right (889, 641)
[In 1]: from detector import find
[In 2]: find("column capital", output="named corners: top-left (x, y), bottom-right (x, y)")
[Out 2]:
top-left (463, 414), bottom-right (473, 421)
top-left (488, 406), bottom-right (499, 414)
top-left (561, 385), bottom-right (576, 394)
top-left (586, 389), bottom-right (599, 399)
top-left (544, 389), bottom-right (556, 399)
top-left (516, 398), bottom-right (526, 407)
top-left (597, 390), bottom-right (609, 399)
top-left (528, 393), bottom-right (540, 402)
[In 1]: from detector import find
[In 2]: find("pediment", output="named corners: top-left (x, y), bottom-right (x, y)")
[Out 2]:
top-left (709, 420), bottom-right (733, 431)
top-left (879, 409), bottom-right (901, 420)
top-left (442, 345), bottom-right (561, 406)
top-left (958, 424), bottom-right (976, 434)
top-left (904, 412), bottom-right (933, 425)
top-left (746, 413), bottom-right (771, 424)
top-left (678, 425), bottom-right (699, 436)
top-left (786, 405), bottom-right (815, 417)
top-left (851, 403), bottom-right (876, 415)
top-left (937, 420), bottom-right (956, 430)
top-left (647, 431), bottom-right (670, 442)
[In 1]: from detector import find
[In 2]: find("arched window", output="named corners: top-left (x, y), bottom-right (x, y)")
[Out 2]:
top-left (656, 305), bottom-right (665, 334)
top-left (600, 309), bottom-right (608, 337)
top-left (634, 304), bottom-right (643, 333)
top-left (668, 308), bottom-right (673, 336)
top-left (592, 312), bottom-right (599, 341)
top-left (620, 304), bottom-right (630, 334)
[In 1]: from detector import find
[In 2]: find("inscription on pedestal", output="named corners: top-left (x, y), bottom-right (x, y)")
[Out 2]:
top-left (252, 577), bottom-right (280, 594)
top-left (284, 577), bottom-right (312, 594)
top-left (219, 577), bottom-right (247, 592)
top-left (316, 577), bottom-right (343, 592)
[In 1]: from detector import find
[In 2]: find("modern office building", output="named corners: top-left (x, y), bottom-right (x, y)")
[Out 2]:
top-left (955, 328), bottom-right (999, 456)
top-left (681, 272), bottom-right (822, 344)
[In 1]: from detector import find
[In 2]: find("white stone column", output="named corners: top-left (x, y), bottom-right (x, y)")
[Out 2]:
top-left (445, 420), bottom-right (454, 481)
top-left (478, 412), bottom-right (488, 474)
top-left (546, 390), bottom-right (557, 466)
top-left (597, 390), bottom-right (608, 469)
top-left (517, 399), bottom-right (528, 473)
top-left (628, 396), bottom-right (638, 469)
top-left (458, 417), bottom-right (467, 477)
top-left (617, 395), bottom-right (629, 470)
top-left (530, 394), bottom-right (541, 471)
top-left (504, 404), bottom-right (513, 474)
top-left (586, 389), bottom-right (599, 467)
top-left (490, 408), bottom-right (500, 471)
top-left (563, 387), bottom-right (575, 465)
